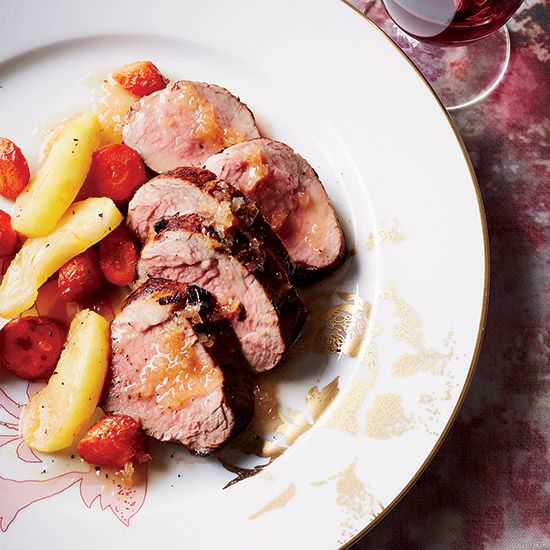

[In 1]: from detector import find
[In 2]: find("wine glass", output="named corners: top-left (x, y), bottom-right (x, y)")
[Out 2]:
top-left (379, 0), bottom-right (524, 110)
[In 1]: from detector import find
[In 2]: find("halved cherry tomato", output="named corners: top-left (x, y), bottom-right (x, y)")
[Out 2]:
top-left (98, 226), bottom-right (138, 286)
top-left (0, 209), bottom-right (19, 258)
top-left (0, 316), bottom-right (67, 380)
top-left (112, 61), bottom-right (169, 97)
top-left (78, 143), bottom-right (146, 204)
top-left (58, 248), bottom-right (106, 302)
top-left (0, 137), bottom-right (30, 200)
top-left (77, 414), bottom-right (150, 471)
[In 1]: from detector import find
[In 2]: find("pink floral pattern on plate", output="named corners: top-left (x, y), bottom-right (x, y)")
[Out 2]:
top-left (0, 383), bottom-right (148, 532)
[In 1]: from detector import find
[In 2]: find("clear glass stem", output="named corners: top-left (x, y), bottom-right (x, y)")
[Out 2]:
top-left (390, 25), bottom-right (512, 111)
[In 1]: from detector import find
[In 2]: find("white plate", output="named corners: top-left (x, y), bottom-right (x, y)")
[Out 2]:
top-left (0, 0), bottom-right (488, 548)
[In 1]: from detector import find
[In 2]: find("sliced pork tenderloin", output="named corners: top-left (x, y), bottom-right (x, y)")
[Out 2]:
top-left (204, 138), bottom-right (346, 282)
top-left (137, 215), bottom-right (308, 373)
top-left (104, 278), bottom-right (253, 455)
top-left (126, 166), bottom-right (293, 277)
top-left (123, 81), bottom-right (260, 172)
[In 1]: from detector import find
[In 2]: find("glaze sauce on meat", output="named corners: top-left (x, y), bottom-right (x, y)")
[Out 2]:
top-left (123, 311), bottom-right (223, 409)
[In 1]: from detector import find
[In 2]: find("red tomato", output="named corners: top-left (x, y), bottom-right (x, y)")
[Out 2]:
top-left (0, 137), bottom-right (30, 200)
top-left (0, 209), bottom-right (19, 257)
top-left (112, 61), bottom-right (169, 97)
top-left (77, 414), bottom-right (150, 471)
top-left (78, 144), bottom-right (146, 204)
top-left (57, 248), bottom-right (106, 302)
top-left (0, 317), bottom-right (67, 380)
top-left (98, 226), bottom-right (138, 286)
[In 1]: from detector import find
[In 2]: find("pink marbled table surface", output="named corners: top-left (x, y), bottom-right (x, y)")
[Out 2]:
top-left (349, 1), bottom-right (549, 548)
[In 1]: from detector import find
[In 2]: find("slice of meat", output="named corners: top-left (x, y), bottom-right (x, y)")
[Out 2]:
top-left (126, 166), bottom-right (293, 277)
top-left (103, 278), bottom-right (253, 455)
top-left (204, 138), bottom-right (347, 283)
top-left (127, 167), bottom-right (221, 242)
top-left (137, 215), bottom-right (308, 373)
top-left (122, 81), bottom-right (260, 172)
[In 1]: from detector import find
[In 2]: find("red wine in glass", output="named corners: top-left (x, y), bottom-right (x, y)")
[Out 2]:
top-left (376, 0), bottom-right (524, 109)
top-left (382, 0), bottom-right (524, 45)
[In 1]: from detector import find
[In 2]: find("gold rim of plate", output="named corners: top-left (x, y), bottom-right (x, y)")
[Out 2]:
top-left (338, 2), bottom-right (490, 548)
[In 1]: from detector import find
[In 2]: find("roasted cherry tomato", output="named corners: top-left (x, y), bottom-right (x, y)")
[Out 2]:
top-left (0, 316), bottom-right (67, 380)
top-left (0, 209), bottom-right (20, 258)
top-left (58, 248), bottom-right (106, 302)
top-left (112, 61), bottom-right (169, 97)
top-left (98, 226), bottom-right (138, 286)
top-left (0, 137), bottom-right (30, 200)
top-left (77, 414), bottom-right (150, 471)
top-left (78, 143), bottom-right (146, 204)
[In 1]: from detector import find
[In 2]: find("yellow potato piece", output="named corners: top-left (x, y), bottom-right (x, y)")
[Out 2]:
top-left (13, 112), bottom-right (101, 237)
top-left (0, 197), bottom-right (122, 318)
top-left (21, 309), bottom-right (110, 453)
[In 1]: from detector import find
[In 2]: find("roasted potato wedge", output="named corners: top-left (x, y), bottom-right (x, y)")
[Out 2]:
top-left (21, 309), bottom-right (110, 452)
top-left (13, 112), bottom-right (101, 237)
top-left (0, 197), bottom-right (122, 318)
